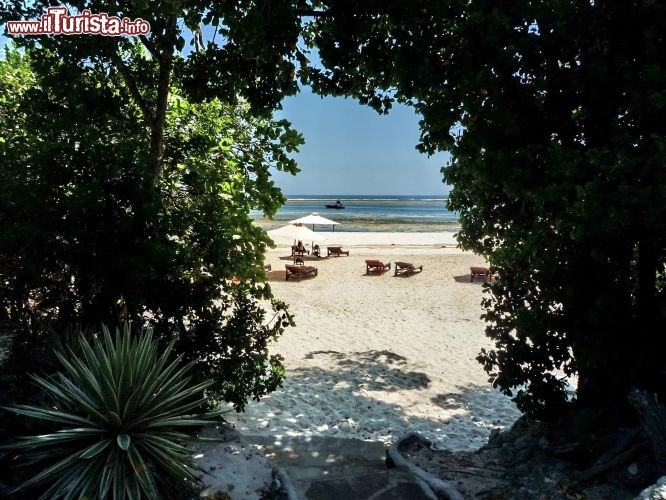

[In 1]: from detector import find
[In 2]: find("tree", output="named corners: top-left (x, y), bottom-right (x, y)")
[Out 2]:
top-left (301, 0), bottom-right (666, 424)
top-left (0, 40), bottom-right (301, 410)
top-left (3, 0), bottom-right (664, 430)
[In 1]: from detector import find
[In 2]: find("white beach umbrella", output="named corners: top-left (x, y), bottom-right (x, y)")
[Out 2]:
top-left (267, 223), bottom-right (327, 247)
top-left (289, 212), bottom-right (340, 232)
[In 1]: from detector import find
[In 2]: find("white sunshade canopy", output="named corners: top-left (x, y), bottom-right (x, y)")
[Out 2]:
top-left (267, 223), bottom-right (328, 246)
top-left (289, 212), bottom-right (340, 231)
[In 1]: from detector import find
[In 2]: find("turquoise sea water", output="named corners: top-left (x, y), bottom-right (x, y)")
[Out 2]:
top-left (251, 195), bottom-right (459, 232)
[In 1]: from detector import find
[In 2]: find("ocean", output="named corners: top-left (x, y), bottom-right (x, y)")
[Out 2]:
top-left (251, 195), bottom-right (459, 232)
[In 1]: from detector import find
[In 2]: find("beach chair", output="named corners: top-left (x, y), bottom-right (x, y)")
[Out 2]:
top-left (365, 260), bottom-right (391, 274)
top-left (312, 244), bottom-right (321, 257)
top-left (285, 264), bottom-right (318, 281)
top-left (470, 266), bottom-right (491, 282)
top-left (292, 241), bottom-right (309, 256)
top-left (327, 246), bottom-right (349, 257)
top-left (395, 261), bottom-right (423, 276)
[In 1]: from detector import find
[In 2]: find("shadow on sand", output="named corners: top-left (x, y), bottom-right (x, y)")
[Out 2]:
top-left (226, 349), bottom-right (520, 452)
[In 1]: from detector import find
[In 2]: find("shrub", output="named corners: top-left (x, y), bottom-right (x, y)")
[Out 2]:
top-left (2, 324), bottom-right (216, 499)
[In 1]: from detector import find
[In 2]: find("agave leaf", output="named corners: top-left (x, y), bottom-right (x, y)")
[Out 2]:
top-left (33, 372), bottom-right (94, 412)
top-left (104, 410), bottom-right (123, 428)
top-left (148, 376), bottom-right (192, 403)
top-left (137, 433), bottom-right (192, 456)
top-left (120, 386), bottom-right (143, 422)
top-left (99, 449), bottom-right (115, 499)
top-left (128, 445), bottom-right (158, 496)
top-left (137, 380), bottom-right (211, 421)
top-left (79, 439), bottom-right (112, 459)
top-left (139, 442), bottom-right (192, 469)
top-left (31, 374), bottom-right (84, 406)
top-left (136, 358), bottom-right (185, 407)
top-left (56, 352), bottom-right (106, 405)
top-left (1, 405), bottom-right (94, 428)
top-left (116, 357), bottom-right (132, 405)
top-left (17, 452), bottom-right (80, 490)
top-left (143, 416), bottom-right (212, 429)
top-left (93, 336), bottom-right (120, 413)
top-left (55, 348), bottom-right (94, 380)
top-left (117, 433), bottom-right (131, 451)
top-left (52, 376), bottom-right (111, 423)
top-left (97, 364), bottom-right (120, 416)
top-left (112, 444), bottom-right (124, 500)
top-left (133, 336), bottom-right (156, 377)
top-left (12, 428), bottom-right (104, 450)
top-left (138, 382), bottom-right (193, 418)
top-left (77, 333), bottom-right (102, 373)
top-left (105, 443), bottom-right (132, 500)
top-left (146, 385), bottom-right (211, 416)
top-left (79, 452), bottom-right (110, 499)
top-left (141, 430), bottom-right (194, 442)
top-left (141, 343), bottom-right (182, 385)
top-left (138, 440), bottom-right (199, 485)
top-left (137, 431), bottom-right (188, 446)
top-left (47, 455), bottom-right (101, 500)
top-left (58, 363), bottom-right (104, 405)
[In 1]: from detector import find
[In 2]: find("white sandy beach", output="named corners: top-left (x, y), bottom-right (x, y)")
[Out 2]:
top-left (224, 232), bottom-right (521, 452)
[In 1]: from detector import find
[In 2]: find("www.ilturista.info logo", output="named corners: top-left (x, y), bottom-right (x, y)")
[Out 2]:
top-left (6, 7), bottom-right (150, 36)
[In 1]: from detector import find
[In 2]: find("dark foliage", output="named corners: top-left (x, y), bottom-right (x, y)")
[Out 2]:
top-left (301, 0), bottom-right (666, 425)
top-left (0, 38), bottom-right (297, 415)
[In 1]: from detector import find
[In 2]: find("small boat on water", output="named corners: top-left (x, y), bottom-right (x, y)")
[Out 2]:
top-left (325, 200), bottom-right (345, 209)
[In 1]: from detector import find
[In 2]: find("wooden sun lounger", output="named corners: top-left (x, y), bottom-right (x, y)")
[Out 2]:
top-left (365, 260), bottom-right (391, 274)
top-left (394, 261), bottom-right (423, 276)
top-left (285, 264), bottom-right (318, 281)
top-left (291, 244), bottom-right (309, 256)
top-left (470, 266), bottom-right (491, 282)
top-left (327, 246), bottom-right (349, 257)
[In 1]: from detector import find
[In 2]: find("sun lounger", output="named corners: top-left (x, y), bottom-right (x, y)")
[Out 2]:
top-left (394, 261), bottom-right (423, 276)
top-left (285, 264), bottom-right (318, 281)
top-left (291, 242), bottom-right (310, 256)
top-left (365, 260), bottom-right (391, 274)
top-left (470, 266), bottom-right (491, 282)
top-left (327, 246), bottom-right (349, 257)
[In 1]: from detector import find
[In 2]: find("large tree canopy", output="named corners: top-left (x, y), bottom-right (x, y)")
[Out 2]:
top-left (302, 0), bottom-right (666, 424)
top-left (0, 30), bottom-right (302, 410)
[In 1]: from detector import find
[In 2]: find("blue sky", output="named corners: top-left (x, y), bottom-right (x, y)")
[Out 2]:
top-left (274, 88), bottom-right (450, 196)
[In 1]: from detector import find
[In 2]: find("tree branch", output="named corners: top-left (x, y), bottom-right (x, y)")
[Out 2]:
top-left (108, 49), bottom-right (154, 126)
top-left (139, 35), bottom-right (160, 60)
top-left (149, 15), bottom-right (176, 181)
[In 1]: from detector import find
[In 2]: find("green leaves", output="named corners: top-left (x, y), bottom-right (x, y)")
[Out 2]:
top-left (1, 34), bottom-right (293, 415)
top-left (2, 325), bottom-right (215, 499)
top-left (302, 1), bottom-right (666, 423)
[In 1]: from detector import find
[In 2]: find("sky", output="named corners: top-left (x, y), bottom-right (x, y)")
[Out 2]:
top-left (274, 88), bottom-right (451, 197)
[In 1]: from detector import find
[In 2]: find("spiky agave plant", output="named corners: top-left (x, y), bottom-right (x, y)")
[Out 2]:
top-left (2, 324), bottom-right (216, 499)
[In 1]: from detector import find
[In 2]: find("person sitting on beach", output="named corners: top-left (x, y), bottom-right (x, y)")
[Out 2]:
top-left (294, 240), bottom-right (309, 255)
